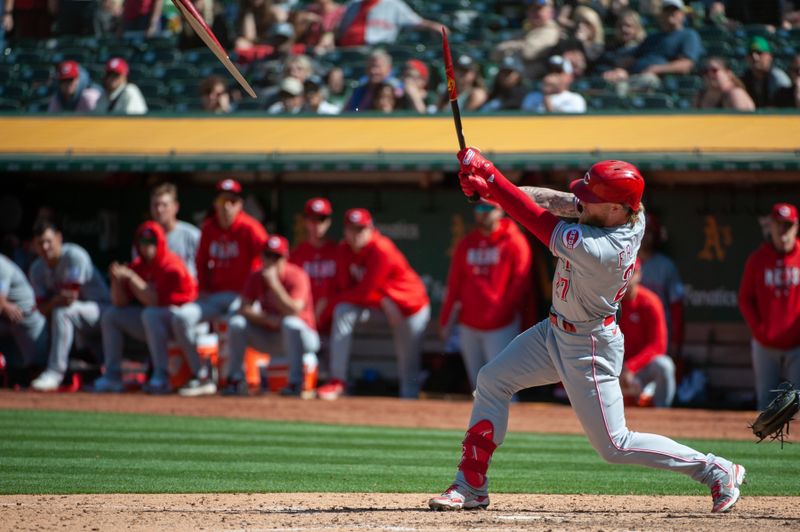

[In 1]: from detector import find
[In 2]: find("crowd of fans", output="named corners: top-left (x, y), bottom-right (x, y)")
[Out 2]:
top-left (2, 0), bottom-right (800, 113)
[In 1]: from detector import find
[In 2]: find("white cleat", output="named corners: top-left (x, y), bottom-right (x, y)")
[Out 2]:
top-left (711, 463), bottom-right (746, 513)
top-left (30, 370), bottom-right (63, 392)
top-left (428, 485), bottom-right (489, 511)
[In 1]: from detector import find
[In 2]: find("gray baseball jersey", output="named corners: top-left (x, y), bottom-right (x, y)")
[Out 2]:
top-left (452, 214), bottom-right (738, 499)
top-left (0, 254), bottom-right (37, 313)
top-left (29, 243), bottom-right (110, 303)
top-left (548, 219), bottom-right (641, 322)
top-left (166, 221), bottom-right (201, 278)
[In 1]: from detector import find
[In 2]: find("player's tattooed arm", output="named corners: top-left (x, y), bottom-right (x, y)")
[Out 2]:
top-left (519, 187), bottom-right (580, 218)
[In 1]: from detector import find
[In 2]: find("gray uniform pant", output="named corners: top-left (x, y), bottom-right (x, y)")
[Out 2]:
top-left (329, 303), bottom-right (430, 399)
top-left (459, 318), bottom-right (520, 390)
top-left (635, 354), bottom-right (676, 407)
top-left (0, 311), bottom-right (49, 368)
top-left (47, 301), bottom-right (104, 375)
top-left (227, 314), bottom-right (320, 384)
top-left (171, 292), bottom-right (240, 374)
top-left (455, 317), bottom-right (734, 496)
top-left (101, 306), bottom-right (176, 381)
top-left (751, 339), bottom-right (800, 410)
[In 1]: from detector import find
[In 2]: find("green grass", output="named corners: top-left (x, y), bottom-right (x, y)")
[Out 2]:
top-left (0, 409), bottom-right (798, 495)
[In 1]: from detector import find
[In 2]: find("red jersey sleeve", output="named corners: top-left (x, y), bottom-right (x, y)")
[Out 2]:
top-left (625, 292), bottom-right (668, 374)
top-left (241, 271), bottom-right (262, 304)
top-left (486, 170), bottom-right (560, 246)
top-left (440, 238), bottom-right (467, 327)
top-left (339, 245), bottom-right (393, 306)
top-left (738, 252), bottom-right (763, 340)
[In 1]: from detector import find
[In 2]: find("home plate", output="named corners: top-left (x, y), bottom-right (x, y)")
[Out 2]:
top-left (494, 515), bottom-right (545, 521)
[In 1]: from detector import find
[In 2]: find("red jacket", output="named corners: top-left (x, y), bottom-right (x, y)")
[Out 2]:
top-left (289, 239), bottom-right (339, 306)
top-left (327, 230), bottom-right (428, 320)
top-left (440, 218), bottom-right (532, 330)
top-left (738, 240), bottom-right (800, 349)
top-left (195, 211), bottom-right (268, 294)
top-left (129, 221), bottom-right (197, 306)
top-left (619, 284), bottom-right (667, 373)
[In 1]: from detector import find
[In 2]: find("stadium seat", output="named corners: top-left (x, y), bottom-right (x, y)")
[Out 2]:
top-left (145, 97), bottom-right (171, 111)
top-left (0, 97), bottom-right (21, 110)
top-left (629, 93), bottom-right (675, 109)
top-left (18, 65), bottom-right (52, 84)
top-left (50, 47), bottom-right (93, 65)
top-left (138, 80), bottom-right (170, 99)
top-left (235, 99), bottom-right (263, 112)
top-left (587, 92), bottom-right (629, 110)
top-left (138, 48), bottom-right (181, 66)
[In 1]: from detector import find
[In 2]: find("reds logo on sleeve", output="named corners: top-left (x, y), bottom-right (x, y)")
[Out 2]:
top-left (563, 227), bottom-right (583, 249)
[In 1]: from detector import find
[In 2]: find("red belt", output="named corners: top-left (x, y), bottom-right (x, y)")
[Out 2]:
top-left (549, 312), bottom-right (614, 333)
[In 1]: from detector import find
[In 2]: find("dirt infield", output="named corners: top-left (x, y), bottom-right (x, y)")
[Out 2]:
top-left (2, 391), bottom-right (798, 531)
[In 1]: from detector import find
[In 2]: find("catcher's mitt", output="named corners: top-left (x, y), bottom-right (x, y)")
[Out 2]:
top-left (750, 382), bottom-right (800, 447)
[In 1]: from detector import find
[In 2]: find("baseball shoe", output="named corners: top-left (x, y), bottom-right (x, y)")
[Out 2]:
top-left (317, 379), bottom-right (345, 401)
top-left (220, 378), bottom-right (249, 396)
top-left (710, 463), bottom-right (746, 513)
top-left (178, 377), bottom-right (217, 397)
top-left (31, 370), bottom-right (63, 392)
top-left (428, 485), bottom-right (489, 511)
top-left (143, 376), bottom-right (172, 395)
top-left (87, 375), bottom-right (125, 394)
top-left (280, 383), bottom-right (316, 399)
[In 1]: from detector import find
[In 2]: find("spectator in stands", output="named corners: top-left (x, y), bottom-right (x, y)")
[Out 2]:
top-left (619, 259), bottom-right (676, 408)
top-left (335, 0), bottom-right (443, 48)
top-left (172, 178), bottom-right (268, 396)
top-left (28, 219), bottom-right (110, 392)
top-left (480, 55), bottom-right (528, 112)
top-left (292, 0), bottom-right (345, 56)
top-left (775, 53), bottom-right (800, 108)
top-left (344, 48), bottom-right (400, 112)
top-left (557, 37), bottom-right (589, 79)
top-left (602, 0), bottom-right (703, 93)
top-left (94, 0), bottom-right (122, 35)
top-left (568, 5), bottom-right (606, 65)
top-left (492, 0), bottom-right (561, 80)
top-left (324, 66), bottom-right (349, 108)
top-left (436, 54), bottom-right (488, 113)
top-left (0, 254), bottom-right (48, 384)
top-left (179, 0), bottom-right (232, 50)
top-left (149, 183), bottom-right (201, 278)
top-left (739, 202), bottom-right (800, 410)
top-left (223, 235), bottom-right (320, 396)
top-left (289, 198), bottom-right (338, 327)
top-left (48, 60), bottom-right (102, 113)
top-left (92, 221), bottom-right (197, 394)
top-left (4, 0), bottom-right (53, 40)
top-left (303, 75), bottom-right (341, 114)
top-left (267, 77), bottom-right (306, 114)
top-left (120, 0), bottom-right (162, 36)
top-left (200, 75), bottom-right (233, 114)
top-left (593, 8), bottom-right (646, 75)
top-left (316, 207), bottom-right (430, 400)
top-left (696, 56), bottom-right (756, 111)
top-left (234, 0), bottom-right (283, 50)
top-left (638, 213), bottom-right (685, 360)
top-left (56, 0), bottom-right (98, 35)
top-left (522, 55), bottom-right (587, 113)
top-left (369, 81), bottom-right (399, 112)
top-left (259, 53), bottom-right (314, 108)
top-left (742, 36), bottom-right (791, 108)
top-left (95, 58), bottom-right (148, 115)
top-left (439, 199), bottom-right (531, 390)
top-left (397, 59), bottom-right (433, 114)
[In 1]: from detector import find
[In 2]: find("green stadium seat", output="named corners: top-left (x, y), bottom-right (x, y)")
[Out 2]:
top-left (0, 63), bottom-right (19, 80)
top-left (19, 65), bottom-right (52, 84)
top-left (138, 80), bottom-right (170, 99)
top-left (0, 97), bottom-right (22, 110)
top-left (26, 97), bottom-right (51, 112)
top-left (629, 93), bottom-right (675, 109)
top-left (172, 97), bottom-right (205, 112)
top-left (51, 47), bottom-right (94, 65)
top-left (145, 97), bottom-right (171, 111)
top-left (0, 84), bottom-right (28, 101)
top-left (138, 48), bottom-right (181, 66)
top-left (587, 92), bottom-right (629, 110)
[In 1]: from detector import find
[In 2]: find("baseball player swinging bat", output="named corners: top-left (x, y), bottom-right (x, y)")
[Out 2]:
top-left (171, 0), bottom-right (257, 98)
top-left (441, 27), bottom-right (479, 203)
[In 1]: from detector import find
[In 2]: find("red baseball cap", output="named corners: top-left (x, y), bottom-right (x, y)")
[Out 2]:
top-left (215, 178), bottom-right (242, 195)
top-left (304, 197), bottom-right (332, 217)
top-left (263, 235), bottom-right (289, 257)
top-left (105, 57), bottom-right (129, 76)
top-left (58, 60), bottom-right (80, 81)
top-left (771, 202), bottom-right (798, 223)
top-left (344, 208), bottom-right (373, 227)
top-left (405, 59), bottom-right (429, 84)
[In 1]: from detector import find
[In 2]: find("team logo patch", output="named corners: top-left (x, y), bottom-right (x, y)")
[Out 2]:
top-left (563, 227), bottom-right (582, 249)
top-left (780, 205), bottom-right (791, 217)
top-left (462, 149), bottom-right (476, 165)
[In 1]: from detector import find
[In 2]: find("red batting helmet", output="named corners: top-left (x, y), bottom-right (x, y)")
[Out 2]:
top-left (569, 160), bottom-right (644, 211)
